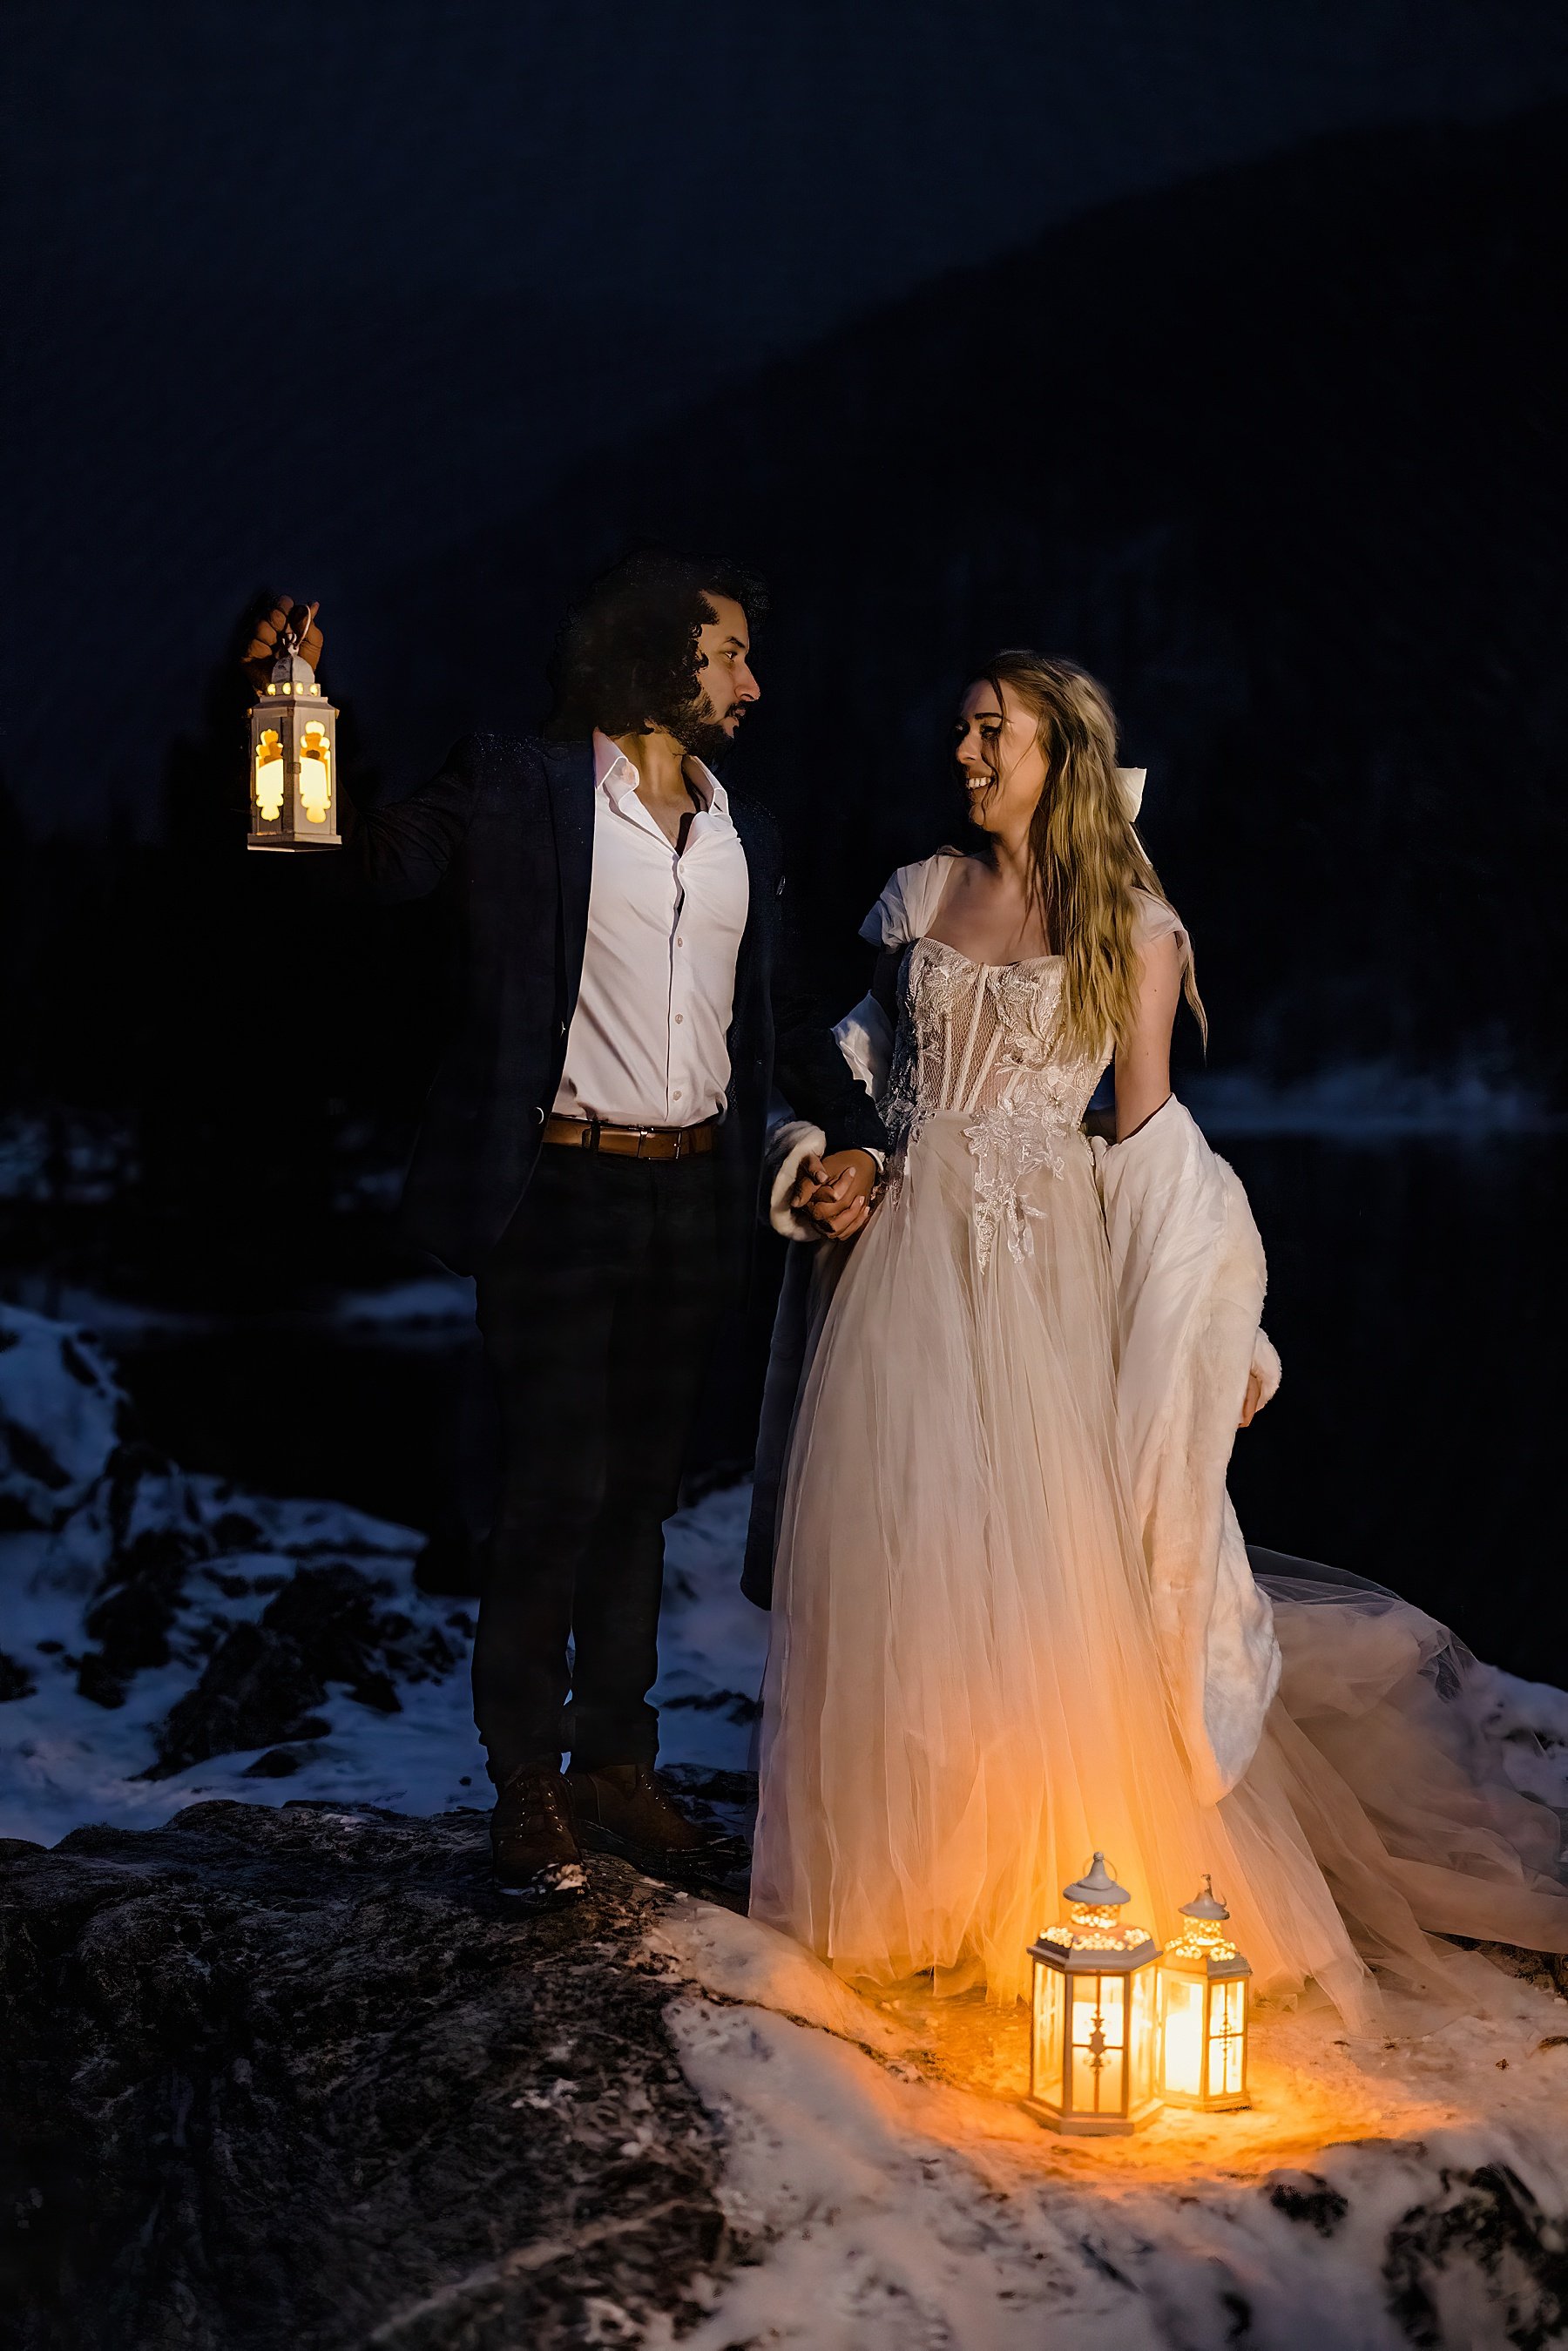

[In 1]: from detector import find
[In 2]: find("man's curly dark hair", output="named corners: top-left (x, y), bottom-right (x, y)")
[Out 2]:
top-left (544, 545), bottom-right (767, 743)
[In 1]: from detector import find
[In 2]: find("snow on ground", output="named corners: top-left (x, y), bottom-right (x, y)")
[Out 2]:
top-left (649, 1902), bottom-right (1568, 2349)
top-left (0, 1472), bottom-right (470, 1846)
top-left (0, 1303), bottom-right (761, 1845)
top-left (7, 1300), bottom-right (1568, 2339)
top-left (0, 1296), bottom-right (1561, 1842)
top-left (0, 1475), bottom-right (760, 1847)
top-left (325, 1272), bottom-right (478, 1339)
top-left (0, 1297), bottom-right (1559, 1842)
top-left (0, 1269), bottom-right (479, 1347)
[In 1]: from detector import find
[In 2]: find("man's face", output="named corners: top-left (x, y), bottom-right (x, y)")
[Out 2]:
top-left (671, 591), bottom-right (760, 759)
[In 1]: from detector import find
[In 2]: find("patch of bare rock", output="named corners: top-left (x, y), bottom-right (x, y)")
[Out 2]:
top-left (0, 1801), bottom-right (732, 2348)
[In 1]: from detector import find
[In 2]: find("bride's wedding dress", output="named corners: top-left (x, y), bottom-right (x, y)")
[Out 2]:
top-left (750, 857), bottom-right (1568, 2026)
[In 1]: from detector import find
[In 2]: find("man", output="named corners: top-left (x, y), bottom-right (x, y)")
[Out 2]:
top-left (244, 551), bottom-right (883, 1894)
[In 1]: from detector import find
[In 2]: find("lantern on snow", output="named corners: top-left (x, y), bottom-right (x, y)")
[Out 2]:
top-left (1159, 1877), bottom-right (1252, 2111)
top-left (248, 611), bottom-right (340, 851)
top-left (1025, 1852), bottom-right (1162, 2136)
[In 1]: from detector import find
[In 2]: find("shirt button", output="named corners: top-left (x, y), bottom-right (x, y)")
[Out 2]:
top-left (676, 937), bottom-right (684, 948)
top-left (674, 1013), bottom-right (684, 1023)
top-left (673, 1090), bottom-right (683, 1101)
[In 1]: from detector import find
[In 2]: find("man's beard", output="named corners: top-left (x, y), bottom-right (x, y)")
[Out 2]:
top-left (670, 692), bottom-right (739, 767)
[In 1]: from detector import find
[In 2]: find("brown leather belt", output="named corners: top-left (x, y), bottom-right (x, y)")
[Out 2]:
top-left (542, 1113), bottom-right (719, 1161)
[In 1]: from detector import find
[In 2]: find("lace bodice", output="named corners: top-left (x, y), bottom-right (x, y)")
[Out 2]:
top-left (860, 856), bottom-right (1187, 1272)
top-left (882, 939), bottom-right (1110, 1269)
top-left (888, 940), bottom-right (1108, 1131)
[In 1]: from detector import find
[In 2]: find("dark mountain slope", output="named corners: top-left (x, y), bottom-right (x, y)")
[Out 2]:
top-left (408, 103), bottom-right (1567, 1085)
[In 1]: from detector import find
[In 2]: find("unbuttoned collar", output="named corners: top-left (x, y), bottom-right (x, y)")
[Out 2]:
top-left (591, 728), bottom-right (728, 819)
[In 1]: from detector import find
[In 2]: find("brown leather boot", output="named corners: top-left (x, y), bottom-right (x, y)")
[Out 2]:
top-left (566, 1762), bottom-right (717, 1864)
top-left (490, 1763), bottom-right (586, 1899)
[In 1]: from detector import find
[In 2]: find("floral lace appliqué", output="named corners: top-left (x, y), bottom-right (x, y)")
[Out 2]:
top-left (963, 1098), bottom-right (1068, 1270)
top-left (879, 939), bottom-right (961, 1163)
top-left (878, 936), bottom-right (1107, 1269)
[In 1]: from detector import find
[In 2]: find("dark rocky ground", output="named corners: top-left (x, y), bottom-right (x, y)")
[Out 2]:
top-left (0, 1802), bottom-right (738, 2351)
top-left (7, 1797), bottom-right (1568, 2349)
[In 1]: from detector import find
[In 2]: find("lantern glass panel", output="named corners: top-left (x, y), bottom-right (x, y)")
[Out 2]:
top-left (1070, 1974), bottom-right (1125, 2118)
top-left (1032, 1963), bottom-right (1065, 2110)
top-left (1210, 1976), bottom-right (1247, 2101)
top-left (1161, 1973), bottom-right (1206, 2099)
top-left (254, 728), bottom-right (285, 821)
top-left (1129, 1963), bottom-right (1158, 2108)
top-left (298, 721), bottom-right (333, 827)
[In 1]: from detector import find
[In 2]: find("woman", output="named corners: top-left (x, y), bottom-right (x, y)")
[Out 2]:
top-left (750, 653), bottom-right (1568, 2026)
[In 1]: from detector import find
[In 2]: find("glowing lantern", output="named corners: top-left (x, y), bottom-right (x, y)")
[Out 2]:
top-left (1025, 1853), bottom-right (1162, 2136)
top-left (1159, 1877), bottom-right (1252, 2111)
top-left (248, 612), bottom-right (340, 851)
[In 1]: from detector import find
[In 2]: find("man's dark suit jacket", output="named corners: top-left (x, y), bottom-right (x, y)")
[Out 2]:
top-left (347, 732), bottom-right (887, 1277)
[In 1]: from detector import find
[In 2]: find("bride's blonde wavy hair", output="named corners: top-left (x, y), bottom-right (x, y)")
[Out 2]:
top-left (977, 652), bottom-right (1206, 1060)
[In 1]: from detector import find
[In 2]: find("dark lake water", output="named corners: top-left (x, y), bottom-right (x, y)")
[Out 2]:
top-left (98, 1136), bottom-right (1565, 1687)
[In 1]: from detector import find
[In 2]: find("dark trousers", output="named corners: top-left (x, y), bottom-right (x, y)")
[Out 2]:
top-left (471, 1143), bottom-right (727, 1786)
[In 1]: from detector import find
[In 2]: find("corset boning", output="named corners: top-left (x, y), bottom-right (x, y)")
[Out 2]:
top-left (880, 938), bottom-right (1109, 1271)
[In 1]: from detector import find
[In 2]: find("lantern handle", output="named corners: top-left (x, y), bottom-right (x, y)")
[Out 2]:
top-left (281, 600), bottom-right (320, 659)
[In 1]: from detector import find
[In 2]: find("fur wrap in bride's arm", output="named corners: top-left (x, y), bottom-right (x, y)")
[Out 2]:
top-left (1093, 1098), bottom-right (1281, 1802)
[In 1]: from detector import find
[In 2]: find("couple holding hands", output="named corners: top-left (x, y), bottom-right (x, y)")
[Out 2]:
top-left (247, 547), bottom-right (1567, 2027)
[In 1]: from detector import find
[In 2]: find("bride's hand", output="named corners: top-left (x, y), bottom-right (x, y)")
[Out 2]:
top-left (1238, 1369), bottom-right (1265, 1428)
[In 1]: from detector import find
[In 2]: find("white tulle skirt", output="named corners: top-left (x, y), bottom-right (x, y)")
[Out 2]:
top-left (751, 1115), bottom-right (1568, 2027)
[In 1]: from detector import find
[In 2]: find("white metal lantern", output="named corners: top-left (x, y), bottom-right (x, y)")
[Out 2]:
top-left (1026, 1853), bottom-right (1163, 2136)
top-left (1159, 1877), bottom-right (1252, 2111)
top-left (248, 620), bottom-right (340, 851)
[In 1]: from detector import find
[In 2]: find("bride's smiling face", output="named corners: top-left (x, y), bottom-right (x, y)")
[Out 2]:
top-left (955, 679), bottom-right (1050, 835)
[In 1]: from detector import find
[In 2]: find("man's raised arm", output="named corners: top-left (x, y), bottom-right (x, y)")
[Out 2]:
top-left (242, 598), bottom-right (477, 902)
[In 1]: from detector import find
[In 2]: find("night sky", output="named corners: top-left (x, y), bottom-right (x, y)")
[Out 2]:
top-left (11, 0), bottom-right (1568, 830)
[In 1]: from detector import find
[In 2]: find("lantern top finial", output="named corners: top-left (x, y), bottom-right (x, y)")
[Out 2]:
top-left (1063, 1852), bottom-right (1130, 1908)
top-left (1179, 1875), bottom-right (1231, 1923)
top-left (1036, 1849), bottom-right (1158, 1965)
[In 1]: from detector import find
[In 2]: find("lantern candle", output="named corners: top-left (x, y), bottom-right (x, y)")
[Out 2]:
top-left (247, 610), bottom-right (341, 851)
top-left (1159, 1877), bottom-right (1252, 2111)
top-left (1025, 1853), bottom-right (1162, 2136)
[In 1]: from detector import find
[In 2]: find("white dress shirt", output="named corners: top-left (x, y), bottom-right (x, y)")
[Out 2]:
top-left (551, 730), bottom-right (751, 1128)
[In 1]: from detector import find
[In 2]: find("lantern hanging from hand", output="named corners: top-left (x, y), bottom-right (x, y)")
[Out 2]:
top-left (1025, 1852), bottom-right (1162, 2136)
top-left (248, 611), bottom-right (340, 851)
top-left (1159, 1877), bottom-right (1252, 2111)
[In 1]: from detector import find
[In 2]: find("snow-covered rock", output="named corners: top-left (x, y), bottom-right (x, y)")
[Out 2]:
top-left (4, 1305), bottom-right (1568, 2343)
top-left (0, 1306), bottom-right (125, 1530)
top-left (0, 1307), bottom-right (762, 1845)
top-left (652, 1903), bottom-right (1568, 2350)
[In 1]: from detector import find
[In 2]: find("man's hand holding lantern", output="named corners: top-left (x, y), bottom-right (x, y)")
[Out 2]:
top-left (243, 598), bottom-right (323, 690)
top-left (242, 597), bottom-right (338, 851)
